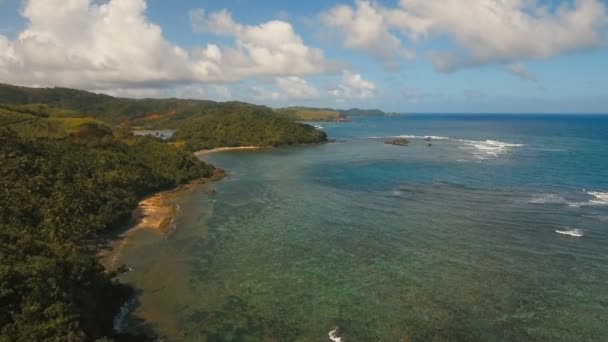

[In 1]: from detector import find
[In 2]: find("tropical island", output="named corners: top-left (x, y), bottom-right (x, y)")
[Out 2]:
top-left (0, 83), bottom-right (328, 340)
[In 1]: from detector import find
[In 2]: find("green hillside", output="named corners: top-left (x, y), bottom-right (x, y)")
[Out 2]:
top-left (0, 83), bottom-right (328, 149)
top-left (0, 123), bottom-right (214, 340)
top-left (0, 84), bottom-right (329, 339)
top-left (274, 107), bottom-right (344, 121)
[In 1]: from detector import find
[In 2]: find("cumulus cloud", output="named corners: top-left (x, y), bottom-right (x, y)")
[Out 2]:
top-left (1, 0), bottom-right (198, 89)
top-left (250, 76), bottom-right (320, 101)
top-left (504, 63), bottom-right (537, 81)
top-left (407, 0), bottom-right (608, 72)
top-left (329, 70), bottom-right (376, 99)
top-left (320, 0), bottom-right (608, 72)
top-left (189, 8), bottom-right (335, 79)
top-left (319, 1), bottom-right (414, 68)
top-left (0, 0), bottom-right (334, 92)
top-left (275, 77), bottom-right (320, 99)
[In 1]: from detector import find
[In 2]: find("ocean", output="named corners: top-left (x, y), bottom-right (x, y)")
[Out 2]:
top-left (113, 114), bottom-right (608, 341)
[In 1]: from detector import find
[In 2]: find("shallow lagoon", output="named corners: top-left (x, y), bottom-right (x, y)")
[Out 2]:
top-left (114, 115), bottom-right (608, 341)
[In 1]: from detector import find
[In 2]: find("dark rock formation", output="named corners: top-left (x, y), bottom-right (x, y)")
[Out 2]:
top-left (384, 138), bottom-right (410, 146)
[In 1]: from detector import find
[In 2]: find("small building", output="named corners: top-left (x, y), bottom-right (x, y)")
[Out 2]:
top-left (132, 129), bottom-right (175, 141)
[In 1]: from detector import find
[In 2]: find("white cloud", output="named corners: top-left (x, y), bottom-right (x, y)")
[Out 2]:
top-left (1, 0), bottom-right (198, 89)
top-left (406, 0), bottom-right (608, 72)
top-left (275, 77), bottom-right (320, 99)
top-left (189, 8), bottom-right (335, 79)
top-left (249, 76), bottom-right (320, 102)
top-left (0, 0), bottom-right (335, 92)
top-left (329, 70), bottom-right (376, 99)
top-left (504, 63), bottom-right (537, 81)
top-left (319, 1), bottom-right (414, 68)
top-left (320, 0), bottom-right (608, 72)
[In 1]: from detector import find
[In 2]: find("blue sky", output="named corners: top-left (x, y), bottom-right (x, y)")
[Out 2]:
top-left (0, 0), bottom-right (607, 113)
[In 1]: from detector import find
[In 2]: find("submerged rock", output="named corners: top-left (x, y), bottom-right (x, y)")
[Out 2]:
top-left (384, 138), bottom-right (410, 146)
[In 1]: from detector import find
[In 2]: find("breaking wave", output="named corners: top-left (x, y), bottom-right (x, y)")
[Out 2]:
top-left (368, 133), bottom-right (524, 159)
top-left (529, 191), bottom-right (608, 208)
top-left (555, 228), bottom-right (585, 237)
top-left (329, 327), bottom-right (343, 342)
top-left (587, 191), bottom-right (608, 205)
top-left (458, 139), bottom-right (524, 159)
top-left (395, 134), bottom-right (450, 140)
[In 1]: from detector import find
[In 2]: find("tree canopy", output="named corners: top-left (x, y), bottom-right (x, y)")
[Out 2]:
top-left (0, 125), bottom-right (213, 340)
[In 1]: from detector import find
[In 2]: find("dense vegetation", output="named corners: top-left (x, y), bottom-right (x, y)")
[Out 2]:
top-left (0, 82), bottom-right (332, 340)
top-left (274, 107), bottom-right (343, 121)
top-left (174, 106), bottom-right (327, 151)
top-left (0, 84), bottom-right (328, 149)
top-left (0, 110), bottom-right (214, 340)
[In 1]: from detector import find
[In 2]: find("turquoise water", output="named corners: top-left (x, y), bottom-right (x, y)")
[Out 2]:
top-left (117, 115), bottom-right (608, 341)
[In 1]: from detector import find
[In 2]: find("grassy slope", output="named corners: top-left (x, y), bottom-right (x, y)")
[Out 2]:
top-left (0, 106), bottom-right (106, 138)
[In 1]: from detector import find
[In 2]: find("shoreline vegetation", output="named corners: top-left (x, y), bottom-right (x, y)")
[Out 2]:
top-left (0, 82), bottom-right (329, 340)
top-left (0, 125), bottom-right (216, 340)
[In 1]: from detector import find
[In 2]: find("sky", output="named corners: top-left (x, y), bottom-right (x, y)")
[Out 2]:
top-left (0, 0), bottom-right (607, 113)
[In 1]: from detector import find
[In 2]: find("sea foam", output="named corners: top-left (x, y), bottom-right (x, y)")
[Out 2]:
top-left (458, 139), bottom-right (524, 159)
top-left (395, 134), bottom-right (450, 140)
top-left (529, 194), bottom-right (568, 205)
top-left (374, 133), bottom-right (523, 160)
top-left (328, 327), bottom-right (343, 342)
top-left (588, 191), bottom-right (608, 205)
top-left (555, 228), bottom-right (585, 237)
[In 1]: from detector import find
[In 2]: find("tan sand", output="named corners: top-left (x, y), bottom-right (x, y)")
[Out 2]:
top-left (101, 170), bottom-right (225, 271)
top-left (194, 146), bottom-right (264, 157)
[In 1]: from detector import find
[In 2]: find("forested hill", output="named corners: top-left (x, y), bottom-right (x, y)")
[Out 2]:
top-left (0, 83), bottom-right (327, 150)
top-left (0, 83), bottom-right (220, 124)
top-left (0, 83), bottom-right (327, 340)
top-left (0, 115), bottom-right (216, 339)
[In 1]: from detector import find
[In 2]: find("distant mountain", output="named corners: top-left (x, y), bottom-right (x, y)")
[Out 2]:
top-left (275, 106), bottom-right (386, 121)
top-left (274, 106), bottom-right (345, 122)
top-left (341, 108), bottom-right (386, 117)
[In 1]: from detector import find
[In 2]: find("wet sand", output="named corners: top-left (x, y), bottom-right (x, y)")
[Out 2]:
top-left (100, 170), bottom-right (225, 272)
top-left (194, 146), bottom-right (264, 157)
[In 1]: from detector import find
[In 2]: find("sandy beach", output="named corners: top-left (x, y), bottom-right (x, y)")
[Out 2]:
top-left (194, 146), bottom-right (264, 157)
top-left (101, 170), bottom-right (225, 271)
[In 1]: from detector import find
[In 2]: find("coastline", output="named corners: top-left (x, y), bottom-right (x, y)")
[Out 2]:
top-left (194, 146), bottom-right (265, 157)
top-left (98, 168), bottom-right (226, 338)
top-left (100, 169), bottom-right (226, 271)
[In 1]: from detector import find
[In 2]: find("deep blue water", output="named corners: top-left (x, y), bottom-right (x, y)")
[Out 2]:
top-left (117, 115), bottom-right (608, 341)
